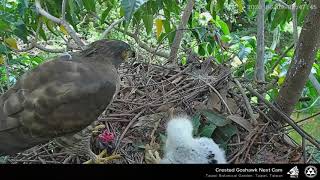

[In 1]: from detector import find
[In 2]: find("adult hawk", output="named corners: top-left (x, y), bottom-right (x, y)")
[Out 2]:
top-left (0, 39), bottom-right (134, 163)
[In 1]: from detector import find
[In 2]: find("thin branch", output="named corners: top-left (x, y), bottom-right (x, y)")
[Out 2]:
top-left (234, 79), bottom-right (258, 125)
top-left (100, 17), bottom-right (125, 39)
top-left (121, 29), bottom-right (169, 58)
top-left (61, 0), bottom-right (67, 20)
top-left (35, 0), bottom-right (85, 48)
top-left (198, 78), bottom-right (233, 115)
top-left (3, 54), bottom-right (11, 88)
top-left (270, 43), bottom-right (294, 72)
top-left (246, 85), bottom-right (320, 150)
top-left (302, 137), bottom-right (307, 163)
top-left (91, 13), bottom-right (169, 58)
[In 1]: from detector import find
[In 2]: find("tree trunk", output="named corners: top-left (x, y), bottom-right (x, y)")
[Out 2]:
top-left (268, 0), bottom-right (320, 121)
top-left (168, 0), bottom-right (195, 64)
top-left (255, 0), bottom-right (265, 83)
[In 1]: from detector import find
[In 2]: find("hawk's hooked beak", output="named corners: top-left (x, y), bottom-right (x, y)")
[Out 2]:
top-left (121, 49), bottom-right (136, 61)
top-left (128, 50), bottom-right (136, 58)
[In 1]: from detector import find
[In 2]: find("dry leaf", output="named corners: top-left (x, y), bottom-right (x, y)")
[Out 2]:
top-left (226, 98), bottom-right (238, 114)
top-left (227, 115), bottom-right (253, 132)
top-left (133, 112), bottom-right (166, 128)
top-left (207, 92), bottom-right (221, 111)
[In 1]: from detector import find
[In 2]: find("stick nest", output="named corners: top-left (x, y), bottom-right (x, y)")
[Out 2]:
top-left (5, 61), bottom-right (309, 164)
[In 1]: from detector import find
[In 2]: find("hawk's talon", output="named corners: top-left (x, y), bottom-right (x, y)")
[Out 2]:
top-left (145, 149), bottom-right (161, 164)
top-left (83, 149), bottom-right (120, 164)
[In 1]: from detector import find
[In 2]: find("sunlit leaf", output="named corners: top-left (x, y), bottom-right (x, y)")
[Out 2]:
top-left (155, 18), bottom-right (163, 38)
top-left (4, 38), bottom-right (18, 50)
top-left (0, 55), bottom-right (4, 65)
top-left (235, 0), bottom-right (244, 13)
top-left (59, 25), bottom-right (68, 35)
top-left (215, 18), bottom-right (230, 35)
top-left (278, 76), bottom-right (286, 86)
top-left (0, 20), bottom-right (11, 32)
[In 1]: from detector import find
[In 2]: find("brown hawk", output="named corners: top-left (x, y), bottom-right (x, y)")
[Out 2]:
top-left (0, 39), bottom-right (134, 163)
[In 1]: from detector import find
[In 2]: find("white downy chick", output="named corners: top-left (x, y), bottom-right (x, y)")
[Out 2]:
top-left (160, 115), bottom-right (227, 164)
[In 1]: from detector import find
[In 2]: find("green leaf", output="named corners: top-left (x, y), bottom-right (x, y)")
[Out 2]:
top-left (212, 124), bottom-right (237, 145)
top-left (121, 0), bottom-right (148, 23)
top-left (198, 44), bottom-right (207, 56)
top-left (0, 19), bottom-right (12, 32)
top-left (17, 0), bottom-right (29, 16)
top-left (0, 44), bottom-right (9, 54)
top-left (181, 56), bottom-right (187, 66)
top-left (163, 0), bottom-right (179, 15)
top-left (13, 21), bottom-right (28, 42)
top-left (216, 0), bottom-right (226, 13)
top-left (238, 45), bottom-right (252, 60)
top-left (191, 113), bottom-right (201, 135)
top-left (82, 0), bottom-right (96, 12)
top-left (45, 19), bottom-right (59, 36)
top-left (142, 14), bottom-right (153, 34)
top-left (271, 9), bottom-right (286, 30)
top-left (39, 27), bottom-right (47, 41)
top-left (100, 6), bottom-right (113, 24)
top-left (199, 124), bottom-right (217, 138)
top-left (159, 133), bottom-right (167, 144)
top-left (215, 18), bottom-right (230, 35)
top-left (200, 109), bottom-right (230, 127)
top-left (163, 19), bottom-right (174, 44)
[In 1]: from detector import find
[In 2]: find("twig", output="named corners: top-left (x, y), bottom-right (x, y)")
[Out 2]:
top-left (246, 85), bottom-right (320, 149)
top-left (100, 17), bottom-right (125, 39)
top-left (61, 0), bottom-right (67, 20)
top-left (302, 137), bottom-right (306, 163)
top-left (234, 79), bottom-right (258, 125)
top-left (270, 44), bottom-right (294, 73)
top-left (243, 123), bottom-right (269, 162)
top-left (35, 0), bottom-right (85, 48)
top-left (198, 78), bottom-right (233, 115)
top-left (280, 111), bottom-right (320, 130)
top-left (115, 110), bottom-right (145, 151)
top-left (91, 13), bottom-right (169, 58)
